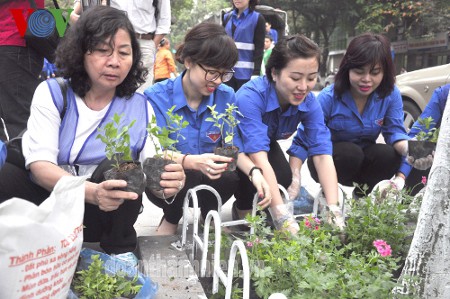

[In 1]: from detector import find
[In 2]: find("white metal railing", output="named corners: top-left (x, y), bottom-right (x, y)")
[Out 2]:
top-left (179, 184), bottom-right (345, 298)
top-left (180, 185), bottom-right (251, 298)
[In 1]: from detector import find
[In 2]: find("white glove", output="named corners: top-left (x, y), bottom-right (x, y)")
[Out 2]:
top-left (286, 177), bottom-right (300, 200)
top-left (268, 203), bottom-right (298, 234)
top-left (326, 204), bottom-right (345, 230)
top-left (390, 176), bottom-right (405, 191)
top-left (397, 141), bottom-right (409, 157)
top-left (407, 151), bottom-right (434, 170)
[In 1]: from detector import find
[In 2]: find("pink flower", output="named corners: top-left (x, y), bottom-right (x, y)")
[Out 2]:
top-left (421, 176), bottom-right (427, 185)
top-left (255, 238), bottom-right (261, 244)
top-left (246, 241), bottom-right (253, 248)
top-left (314, 217), bottom-right (321, 225)
top-left (304, 219), bottom-right (312, 228)
top-left (315, 226), bottom-right (319, 230)
top-left (373, 239), bottom-right (392, 257)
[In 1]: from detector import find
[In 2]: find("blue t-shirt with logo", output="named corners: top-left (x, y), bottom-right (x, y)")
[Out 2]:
top-left (236, 76), bottom-right (332, 162)
top-left (144, 73), bottom-right (243, 154)
top-left (317, 84), bottom-right (409, 148)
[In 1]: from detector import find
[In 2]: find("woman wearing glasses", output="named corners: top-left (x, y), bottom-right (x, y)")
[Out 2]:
top-left (144, 22), bottom-right (271, 235)
top-left (234, 35), bottom-right (343, 231)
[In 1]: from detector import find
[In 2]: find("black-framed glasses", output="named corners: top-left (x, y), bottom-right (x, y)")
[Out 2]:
top-left (198, 64), bottom-right (235, 83)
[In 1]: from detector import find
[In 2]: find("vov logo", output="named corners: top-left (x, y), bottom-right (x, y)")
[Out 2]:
top-left (10, 8), bottom-right (73, 38)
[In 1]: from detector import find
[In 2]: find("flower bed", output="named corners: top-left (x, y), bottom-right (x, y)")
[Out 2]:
top-left (211, 187), bottom-right (422, 299)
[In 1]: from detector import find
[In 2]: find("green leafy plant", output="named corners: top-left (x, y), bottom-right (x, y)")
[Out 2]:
top-left (96, 113), bottom-right (136, 169)
top-left (146, 106), bottom-right (188, 160)
top-left (72, 254), bottom-right (142, 299)
top-left (413, 116), bottom-right (440, 142)
top-left (206, 103), bottom-right (243, 148)
top-left (226, 187), bottom-right (421, 299)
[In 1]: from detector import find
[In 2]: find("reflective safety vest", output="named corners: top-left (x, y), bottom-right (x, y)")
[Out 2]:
top-left (46, 79), bottom-right (148, 166)
top-left (225, 9), bottom-right (260, 80)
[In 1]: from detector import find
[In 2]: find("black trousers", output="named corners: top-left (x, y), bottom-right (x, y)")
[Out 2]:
top-left (308, 142), bottom-right (401, 196)
top-left (234, 141), bottom-right (292, 210)
top-left (0, 160), bottom-right (141, 255)
top-left (0, 46), bottom-right (42, 141)
top-left (147, 169), bottom-right (239, 224)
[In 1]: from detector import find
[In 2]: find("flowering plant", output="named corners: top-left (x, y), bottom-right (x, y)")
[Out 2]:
top-left (233, 187), bottom-right (421, 299)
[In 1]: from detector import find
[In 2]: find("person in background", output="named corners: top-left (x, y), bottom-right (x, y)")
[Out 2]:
top-left (0, 6), bottom-right (185, 260)
top-left (235, 35), bottom-right (342, 231)
top-left (309, 33), bottom-right (409, 197)
top-left (265, 21), bottom-right (278, 44)
top-left (260, 34), bottom-right (273, 75)
top-left (69, 0), bottom-right (108, 25)
top-left (111, 0), bottom-right (171, 93)
top-left (145, 22), bottom-right (271, 235)
top-left (223, 0), bottom-right (265, 91)
top-left (0, 0), bottom-right (44, 141)
top-left (39, 58), bottom-right (57, 81)
top-left (154, 38), bottom-right (177, 83)
top-left (402, 84), bottom-right (450, 195)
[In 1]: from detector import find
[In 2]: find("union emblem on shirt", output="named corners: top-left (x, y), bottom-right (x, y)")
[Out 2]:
top-left (207, 131), bottom-right (221, 142)
top-left (375, 118), bottom-right (384, 126)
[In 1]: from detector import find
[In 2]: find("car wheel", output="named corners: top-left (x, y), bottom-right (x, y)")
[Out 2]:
top-left (403, 100), bottom-right (421, 131)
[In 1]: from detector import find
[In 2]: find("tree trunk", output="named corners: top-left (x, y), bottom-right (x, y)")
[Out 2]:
top-left (396, 92), bottom-right (450, 298)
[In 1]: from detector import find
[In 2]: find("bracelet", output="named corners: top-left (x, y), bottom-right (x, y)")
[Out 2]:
top-left (181, 153), bottom-right (190, 168)
top-left (248, 166), bottom-right (263, 182)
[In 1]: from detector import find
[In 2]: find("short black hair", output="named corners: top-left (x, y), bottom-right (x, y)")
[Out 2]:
top-left (55, 6), bottom-right (147, 98)
top-left (334, 33), bottom-right (396, 99)
top-left (176, 22), bottom-right (238, 70)
top-left (266, 35), bottom-right (321, 82)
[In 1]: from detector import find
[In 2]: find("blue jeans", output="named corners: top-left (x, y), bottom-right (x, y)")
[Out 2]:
top-left (0, 46), bottom-right (42, 141)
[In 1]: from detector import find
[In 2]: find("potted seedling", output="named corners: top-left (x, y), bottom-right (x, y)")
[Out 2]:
top-left (408, 116), bottom-right (439, 160)
top-left (206, 103), bottom-right (243, 171)
top-left (96, 113), bottom-right (146, 194)
top-left (143, 106), bottom-right (188, 190)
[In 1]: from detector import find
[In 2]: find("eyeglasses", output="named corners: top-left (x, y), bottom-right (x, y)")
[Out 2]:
top-left (198, 64), bottom-right (234, 83)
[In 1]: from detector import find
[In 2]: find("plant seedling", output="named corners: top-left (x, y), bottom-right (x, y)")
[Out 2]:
top-left (72, 254), bottom-right (142, 299)
top-left (146, 105), bottom-right (188, 160)
top-left (206, 103), bottom-right (243, 148)
top-left (96, 113), bottom-right (136, 169)
top-left (413, 116), bottom-right (439, 142)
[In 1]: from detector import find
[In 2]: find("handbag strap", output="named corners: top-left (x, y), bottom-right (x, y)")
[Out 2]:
top-left (55, 77), bottom-right (68, 119)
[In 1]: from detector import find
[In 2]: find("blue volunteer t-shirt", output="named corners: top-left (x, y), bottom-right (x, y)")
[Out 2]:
top-left (236, 76), bottom-right (332, 162)
top-left (317, 84), bottom-right (409, 148)
top-left (144, 72), bottom-right (244, 154)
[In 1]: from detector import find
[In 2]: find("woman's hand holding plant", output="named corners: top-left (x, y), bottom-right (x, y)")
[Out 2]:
top-left (407, 151), bottom-right (434, 170)
top-left (90, 180), bottom-right (138, 212)
top-left (156, 163), bottom-right (186, 198)
top-left (188, 153), bottom-right (231, 179)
